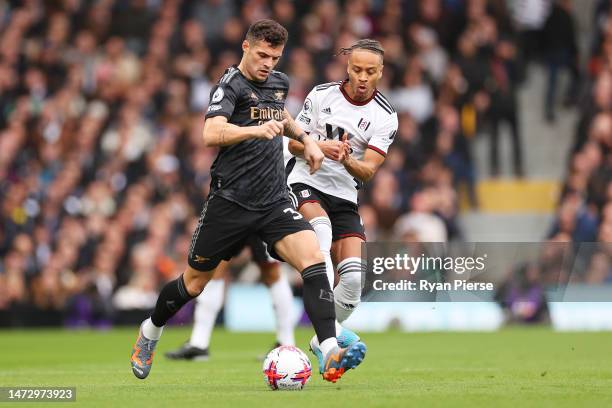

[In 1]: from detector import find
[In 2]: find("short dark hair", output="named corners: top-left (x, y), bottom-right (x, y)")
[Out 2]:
top-left (245, 19), bottom-right (288, 47)
top-left (337, 39), bottom-right (385, 60)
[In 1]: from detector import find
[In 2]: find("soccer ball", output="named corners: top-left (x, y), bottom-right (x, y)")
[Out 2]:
top-left (262, 345), bottom-right (312, 390)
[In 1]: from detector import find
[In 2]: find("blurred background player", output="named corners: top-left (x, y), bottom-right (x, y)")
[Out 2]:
top-left (165, 236), bottom-right (295, 360)
top-left (286, 39), bottom-right (398, 371)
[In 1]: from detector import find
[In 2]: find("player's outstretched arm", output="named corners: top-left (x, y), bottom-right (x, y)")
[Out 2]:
top-left (282, 109), bottom-right (324, 174)
top-left (340, 138), bottom-right (385, 182)
top-left (202, 116), bottom-right (284, 147)
top-left (288, 139), bottom-right (347, 161)
top-left (281, 108), bottom-right (310, 144)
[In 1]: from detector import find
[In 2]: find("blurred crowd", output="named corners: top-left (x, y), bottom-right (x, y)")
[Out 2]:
top-left (0, 0), bottom-right (606, 326)
top-left (545, 0), bottom-right (612, 287)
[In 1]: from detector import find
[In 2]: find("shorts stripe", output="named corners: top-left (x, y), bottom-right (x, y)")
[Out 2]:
top-left (335, 233), bottom-right (366, 241)
top-left (189, 196), bottom-right (213, 258)
top-left (297, 199), bottom-right (320, 210)
top-left (287, 186), bottom-right (299, 209)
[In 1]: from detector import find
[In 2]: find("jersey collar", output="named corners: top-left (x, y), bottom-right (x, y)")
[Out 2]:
top-left (339, 79), bottom-right (378, 106)
top-left (236, 64), bottom-right (269, 85)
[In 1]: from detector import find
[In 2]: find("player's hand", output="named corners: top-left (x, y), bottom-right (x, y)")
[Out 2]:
top-left (319, 140), bottom-right (347, 161)
top-left (340, 133), bottom-right (352, 164)
top-left (255, 120), bottom-right (284, 140)
top-left (303, 137), bottom-right (324, 174)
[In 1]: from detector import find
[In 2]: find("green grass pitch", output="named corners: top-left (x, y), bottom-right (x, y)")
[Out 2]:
top-left (0, 327), bottom-right (611, 407)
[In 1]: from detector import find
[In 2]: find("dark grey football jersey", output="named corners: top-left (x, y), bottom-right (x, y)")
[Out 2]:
top-left (205, 66), bottom-right (290, 210)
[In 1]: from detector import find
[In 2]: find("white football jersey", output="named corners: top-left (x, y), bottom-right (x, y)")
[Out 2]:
top-left (287, 81), bottom-right (398, 204)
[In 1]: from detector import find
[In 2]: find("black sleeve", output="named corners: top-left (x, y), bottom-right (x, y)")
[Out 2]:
top-left (279, 71), bottom-right (290, 89)
top-left (205, 83), bottom-right (239, 119)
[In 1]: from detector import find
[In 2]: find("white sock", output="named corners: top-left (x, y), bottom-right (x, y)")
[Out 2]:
top-left (319, 337), bottom-right (338, 357)
top-left (268, 271), bottom-right (295, 346)
top-left (310, 216), bottom-right (334, 288)
top-left (142, 317), bottom-right (163, 340)
top-left (311, 321), bottom-right (344, 349)
top-left (189, 279), bottom-right (225, 349)
top-left (334, 257), bottom-right (364, 323)
top-left (335, 320), bottom-right (343, 335)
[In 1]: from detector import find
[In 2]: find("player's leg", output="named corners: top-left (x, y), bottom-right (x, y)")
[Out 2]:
top-left (331, 236), bottom-right (365, 323)
top-left (260, 261), bottom-right (295, 346)
top-left (258, 202), bottom-right (365, 382)
top-left (165, 262), bottom-right (229, 361)
top-left (272, 230), bottom-right (335, 350)
top-left (188, 263), bottom-right (227, 354)
top-left (328, 200), bottom-right (366, 324)
top-left (325, 199), bottom-right (367, 323)
top-left (310, 212), bottom-right (365, 372)
top-left (251, 235), bottom-right (296, 347)
top-left (289, 183), bottom-right (335, 289)
top-left (131, 264), bottom-right (213, 378)
top-left (289, 184), bottom-right (362, 365)
top-left (142, 265), bottom-right (214, 341)
top-left (312, 238), bottom-right (366, 373)
top-left (273, 230), bottom-right (366, 382)
top-left (131, 196), bottom-right (249, 379)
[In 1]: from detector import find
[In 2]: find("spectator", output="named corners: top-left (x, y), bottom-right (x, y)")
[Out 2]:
top-left (390, 58), bottom-right (434, 125)
top-left (496, 262), bottom-right (548, 324)
top-left (542, 0), bottom-right (580, 122)
top-left (489, 38), bottom-right (524, 177)
top-left (0, 0), bottom-right (575, 327)
top-left (509, 0), bottom-right (552, 78)
top-left (393, 188), bottom-right (448, 242)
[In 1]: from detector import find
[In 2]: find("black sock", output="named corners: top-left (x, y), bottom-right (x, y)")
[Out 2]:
top-left (301, 262), bottom-right (336, 343)
top-left (151, 275), bottom-right (196, 327)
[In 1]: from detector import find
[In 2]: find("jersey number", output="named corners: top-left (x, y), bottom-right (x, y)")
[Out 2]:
top-left (283, 208), bottom-right (303, 220)
top-left (325, 124), bottom-right (354, 141)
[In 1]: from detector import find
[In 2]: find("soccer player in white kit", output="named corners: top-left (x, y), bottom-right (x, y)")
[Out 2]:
top-left (286, 39), bottom-right (398, 371)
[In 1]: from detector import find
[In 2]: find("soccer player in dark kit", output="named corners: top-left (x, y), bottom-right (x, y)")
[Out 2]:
top-left (129, 19), bottom-right (366, 383)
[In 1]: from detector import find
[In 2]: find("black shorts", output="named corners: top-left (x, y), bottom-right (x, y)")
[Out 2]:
top-left (188, 195), bottom-right (311, 271)
top-left (289, 183), bottom-right (366, 242)
top-left (245, 235), bottom-right (277, 264)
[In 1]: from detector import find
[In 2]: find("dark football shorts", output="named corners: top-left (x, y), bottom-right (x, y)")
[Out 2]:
top-left (244, 235), bottom-right (277, 264)
top-left (188, 195), bottom-right (312, 271)
top-left (288, 183), bottom-right (366, 242)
